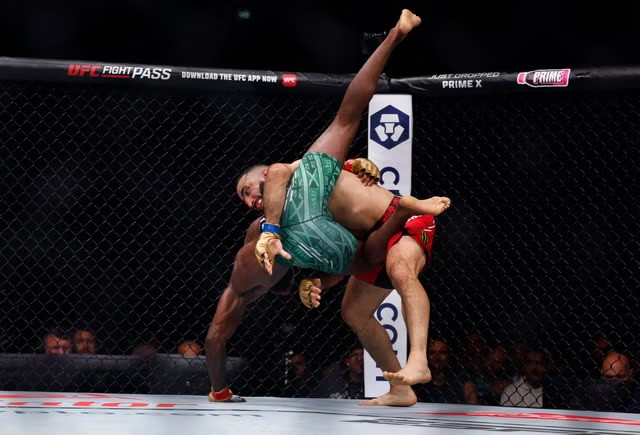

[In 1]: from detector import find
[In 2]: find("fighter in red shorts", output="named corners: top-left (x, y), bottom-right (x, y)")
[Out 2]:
top-left (354, 212), bottom-right (435, 289)
top-left (300, 212), bottom-right (437, 404)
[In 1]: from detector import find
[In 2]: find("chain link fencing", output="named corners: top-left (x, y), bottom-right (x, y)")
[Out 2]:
top-left (1, 66), bottom-right (639, 411)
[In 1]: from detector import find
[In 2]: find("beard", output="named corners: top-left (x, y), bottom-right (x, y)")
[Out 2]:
top-left (259, 180), bottom-right (265, 195)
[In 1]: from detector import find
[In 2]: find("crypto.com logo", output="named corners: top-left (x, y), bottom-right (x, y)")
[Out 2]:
top-left (369, 105), bottom-right (410, 150)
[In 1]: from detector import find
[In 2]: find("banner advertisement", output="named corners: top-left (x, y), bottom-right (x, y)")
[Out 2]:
top-left (364, 94), bottom-right (412, 398)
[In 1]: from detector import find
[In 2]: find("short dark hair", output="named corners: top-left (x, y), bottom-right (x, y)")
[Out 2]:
top-left (236, 164), bottom-right (268, 185)
top-left (347, 343), bottom-right (363, 357)
top-left (526, 347), bottom-right (548, 363)
top-left (43, 329), bottom-right (67, 341)
top-left (73, 328), bottom-right (96, 339)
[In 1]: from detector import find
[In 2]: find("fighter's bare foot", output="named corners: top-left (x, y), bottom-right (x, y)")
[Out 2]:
top-left (359, 386), bottom-right (417, 407)
top-left (383, 364), bottom-right (432, 386)
top-left (399, 195), bottom-right (451, 216)
top-left (396, 9), bottom-right (422, 37)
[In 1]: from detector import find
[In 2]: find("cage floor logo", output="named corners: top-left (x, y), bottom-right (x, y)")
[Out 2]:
top-left (370, 105), bottom-right (410, 150)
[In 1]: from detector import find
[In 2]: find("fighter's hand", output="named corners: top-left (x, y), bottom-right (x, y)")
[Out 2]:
top-left (299, 278), bottom-right (322, 308)
top-left (255, 231), bottom-right (278, 272)
top-left (357, 171), bottom-right (378, 187)
top-left (255, 231), bottom-right (292, 275)
top-left (208, 386), bottom-right (246, 403)
top-left (264, 237), bottom-right (292, 275)
top-left (344, 158), bottom-right (380, 186)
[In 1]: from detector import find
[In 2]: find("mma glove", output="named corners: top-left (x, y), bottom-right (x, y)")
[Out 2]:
top-left (343, 158), bottom-right (380, 182)
top-left (255, 223), bottom-right (281, 267)
top-left (299, 278), bottom-right (315, 308)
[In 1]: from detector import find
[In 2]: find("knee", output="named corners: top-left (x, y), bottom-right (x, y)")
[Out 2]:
top-left (386, 260), bottom-right (415, 288)
top-left (385, 241), bottom-right (426, 287)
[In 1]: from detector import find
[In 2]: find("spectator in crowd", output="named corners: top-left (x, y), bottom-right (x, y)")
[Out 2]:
top-left (500, 348), bottom-right (547, 408)
top-left (593, 336), bottom-right (612, 364)
top-left (467, 346), bottom-right (510, 406)
top-left (131, 342), bottom-right (158, 359)
top-left (415, 338), bottom-right (476, 404)
top-left (601, 351), bottom-right (634, 382)
top-left (73, 329), bottom-right (97, 354)
top-left (580, 350), bottom-right (637, 412)
top-left (457, 331), bottom-right (487, 374)
top-left (280, 351), bottom-right (316, 398)
top-left (583, 334), bottom-right (613, 378)
top-left (43, 330), bottom-right (72, 354)
top-left (542, 346), bottom-right (587, 410)
top-left (177, 340), bottom-right (202, 356)
top-left (315, 345), bottom-right (364, 399)
top-left (507, 339), bottom-right (530, 381)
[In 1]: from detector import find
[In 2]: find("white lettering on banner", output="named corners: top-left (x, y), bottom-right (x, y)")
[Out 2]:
top-left (181, 72), bottom-right (218, 80)
top-left (130, 67), bottom-right (171, 80)
top-left (178, 72), bottom-right (280, 83)
top-left (103, 65), bottom-right (132, 75)
top-left (365, 94), bottom-right (412, 398)
top-left (442, 79), bottom-right (483, 89)
top-left (532, 70), bottom-right (563, 84)
top-left (430, 72), bottom-right (500, 79)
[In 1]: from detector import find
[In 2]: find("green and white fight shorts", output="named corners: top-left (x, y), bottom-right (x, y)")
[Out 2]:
top-left (276, 152), bottom-right (357, 275)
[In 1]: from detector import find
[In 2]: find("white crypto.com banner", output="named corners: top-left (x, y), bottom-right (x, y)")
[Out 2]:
top-left (364, 94), bottom-right (412, 398)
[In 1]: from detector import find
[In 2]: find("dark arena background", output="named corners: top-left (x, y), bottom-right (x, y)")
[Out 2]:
top-left (1, 58), bottom-right (640, 410)
top-left (1, 3), bottom-right (640, 434)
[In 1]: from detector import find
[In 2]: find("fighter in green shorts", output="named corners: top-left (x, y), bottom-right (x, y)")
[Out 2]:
top-left (222, 10), bottom-right (448, 407)
top-left (235, 10), bottom-right (449, 276)
top-left (276, 152), bottom-right (356, 274)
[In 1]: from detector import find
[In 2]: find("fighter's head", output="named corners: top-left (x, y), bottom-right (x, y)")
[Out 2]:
top-left (236, 164), bottom-right (268, 211)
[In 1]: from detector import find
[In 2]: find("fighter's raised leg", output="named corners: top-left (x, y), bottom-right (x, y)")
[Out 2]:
top-left (307, 9), bottom-right (422, 163)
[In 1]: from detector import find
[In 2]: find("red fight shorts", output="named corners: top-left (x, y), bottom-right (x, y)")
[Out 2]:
top-left (353, 214), bottom-right (435, 289)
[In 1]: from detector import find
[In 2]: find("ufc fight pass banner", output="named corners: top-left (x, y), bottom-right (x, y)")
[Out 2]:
top-left (364, 94), bottom-right (412, 398)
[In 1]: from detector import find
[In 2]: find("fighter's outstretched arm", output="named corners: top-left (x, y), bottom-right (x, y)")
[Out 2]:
top-left (206, 220), bottom-right (289, 401)
top-left (207, 285), bottom-right (251, 397)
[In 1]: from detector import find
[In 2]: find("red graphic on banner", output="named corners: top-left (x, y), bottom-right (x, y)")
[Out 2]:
top-left (67, 64), bottom-right (101, 78)
top-left (281, 74), bottom-right (297, 87)
top-left (66, 65), bottom-right (171, 80)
